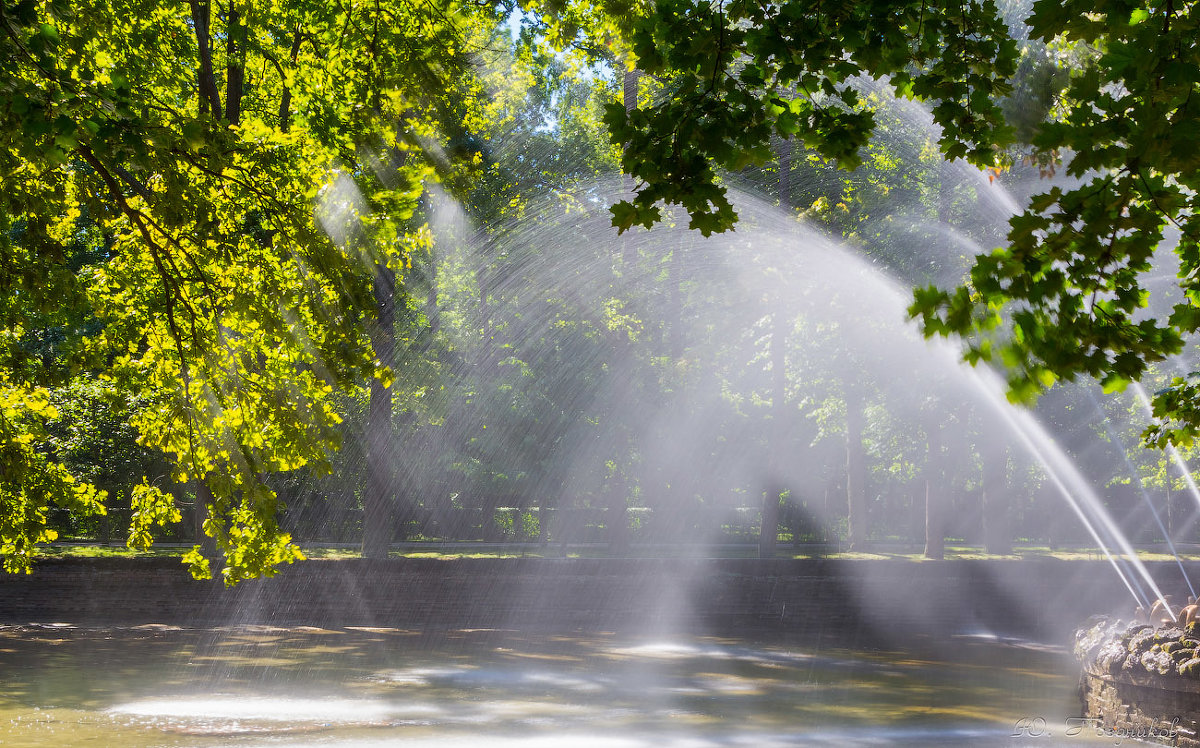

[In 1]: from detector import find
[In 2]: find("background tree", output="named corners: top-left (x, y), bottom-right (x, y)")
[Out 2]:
top-left (604, 0), bottom-right (1200, 452)
top-left (0, 0), bottom-right (502, 579)
top-left (911, 0), bottom-right (1200, 446)
top-left (8, 0), bottom-right (1200, 574)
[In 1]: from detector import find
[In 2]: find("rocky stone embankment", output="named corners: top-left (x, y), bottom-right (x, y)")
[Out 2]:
top-left (1077, 617), bottom-right (1200, 747)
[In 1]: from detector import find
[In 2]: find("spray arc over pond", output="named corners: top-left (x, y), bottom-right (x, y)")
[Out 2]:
top-left (4, 182), bottom-right (1182, 746)
top-left (0, 624), bottom-right (1113, 747)
top-left (418, 179), bottom-right (1169, 609)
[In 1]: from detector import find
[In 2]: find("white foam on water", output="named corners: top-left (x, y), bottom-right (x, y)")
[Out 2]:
top-left (108, 696), bottom-right (408, 722)
top-left (606, 642), bottom-right (733, 660)
top-left (203, 724), bottom-right (1101, 748)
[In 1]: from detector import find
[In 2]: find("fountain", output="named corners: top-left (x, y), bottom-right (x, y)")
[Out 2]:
top-left (1076, 612), bottom-right (1200, 747)
top-left (0, 173), bottom-right (1180, 746)
top-left (4, 40), bottom-right (1193, 745)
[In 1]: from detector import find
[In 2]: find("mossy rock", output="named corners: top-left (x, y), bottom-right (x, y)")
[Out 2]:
top-left (1170, 647), bottom-right (1195, 664)
top-left (1181, 657), bottom-right (1200, 677)
top-left (1154, 627), bottom-right (1184, 642)
top-left (1129, 629), bottom-right (1160, 654)
top-left (1095, 639), bottom-right (1131, 673)
top-left (1141, 649), bottom-right (1175, 675)
top-left (1122, 652), bottom-right (1143, 671)
top-left (1125, 622), bottom-right (1153, 638)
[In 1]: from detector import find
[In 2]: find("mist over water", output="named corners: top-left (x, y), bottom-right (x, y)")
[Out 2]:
top-left (0, 625), bottom-right (1104, 747)
top-left (433, 181), bottom-right (937, 518)
top-left (12, 58), bottom-right (1198, 748)
top-left (410, 177), bottom-right (1161, 609)
top-left (297, 70), bottom-right (1200, 619)
top-left (0, 221), bottom-right (1161, 745)
top-left (159, 77), bottom-right (1200, 743)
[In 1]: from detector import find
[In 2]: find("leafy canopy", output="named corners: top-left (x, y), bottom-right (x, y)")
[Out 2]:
top-left (910, 0), bottom-right (1200, 447)
top-left (8, 0), bottom-right (1200, 579)
top-left (0, 0), bottom-right (497, 580)
top-left (609, 0), bottom-right (1200, 447)
top-left (605, 0), bottom-right (1018, 235)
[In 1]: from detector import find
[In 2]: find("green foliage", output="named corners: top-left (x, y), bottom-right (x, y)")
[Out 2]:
top-left (8, 0), bottom-right (1200, 576)
top-left (45, 377), bottom-right (159, 486)
top-left (606, 0), bottom-right (1018, 235)
top-left (0, 383), bottom-right (105, 572)
top-left (910, 0), bottom-right (1200, 445)
top-left (0, 0), bottom-right (497, 579)
top-left (1000, 42), bottom-right (1070, 145)
top-left (127, 480), bottom-right (178, 551)
top-left (598, 0), bottom-right (1200, 451)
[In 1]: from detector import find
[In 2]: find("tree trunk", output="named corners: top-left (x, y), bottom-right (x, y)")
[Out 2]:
top-left (224, 3), bottom-right (246, 126)
top-left (924, 424), bottom-right (945, 559)
top-left (605, 322), bottom-right (633, 555)
top-left (426, 245), bottom-right (440, 338)
top-left (598, 66), bottom-right (641, 557)
top-left (845, 385), bottom-right (867, 550)
top-left (391, 245), bottom-right (439, 541)
top-left (760, 310), bottom-right (787, 558)
top-left (476, 263), bottom-right (492, 366)
top-left (607, 468), bottom-right (630, 555)
top-left (906, 489), bottom-right (917, 539)
top-left (760, 136), bottom-right (792, 558)
top-left (604, 342), bottom-right (632, 555)
top-left (666, 232), bottom-right (686, 360)
top-left (188, 0), bottom-right (222, 120)
top-left (362, 263), bottom-right (396, 560)
top-left (194, 479), bottom-right (219, 561)
top-left (981, 443), bottom-right (1011, 554)
top-left (277, 30), bottom-right (303, 132)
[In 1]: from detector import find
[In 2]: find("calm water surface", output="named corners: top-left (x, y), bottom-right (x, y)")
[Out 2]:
top-left (0, 624), bottom-right (1113, 747)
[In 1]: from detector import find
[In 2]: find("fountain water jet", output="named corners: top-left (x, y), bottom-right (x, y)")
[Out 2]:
top-left (1135, 381), bottom-right (1200, 525)
top-left (1097, 387), bottom-right (1196, 601)
top-left (0, 177), bottom-right (1160, 745)
top-left (6, 104), bottom-right (1188, 747)
top-left (967, 367), bottom-right (1162, 612)
top-left (410, 178), bottom-right (1170, 641)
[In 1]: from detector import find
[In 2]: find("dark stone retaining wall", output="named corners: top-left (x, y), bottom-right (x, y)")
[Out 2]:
top-left (1082, 668), bottom-right (1200, 747)
top-left (2, 557), bottom-right (1197, 641)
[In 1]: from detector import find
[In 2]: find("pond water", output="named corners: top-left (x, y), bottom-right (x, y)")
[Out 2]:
top-left (0, 624), bottom-right (1111, 747)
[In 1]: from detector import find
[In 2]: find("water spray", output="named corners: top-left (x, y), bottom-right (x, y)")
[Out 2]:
top-left (1093, 387), bottom-right (1196, 600)
top-left (966, 366), bottom-right (1164, 613)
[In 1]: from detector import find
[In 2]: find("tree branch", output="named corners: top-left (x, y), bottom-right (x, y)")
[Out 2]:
top-left (225, 2), bottom-right (245, 126)
top-left (279, 29), bottom-right (303, 132)
top-left (189, 0), bottom-right (223, 120)
top-left (77, 145), bottom-right (199, 361)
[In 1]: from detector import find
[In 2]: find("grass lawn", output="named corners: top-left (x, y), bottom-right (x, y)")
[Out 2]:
top-left (33, 541), bottom-right (1200, 563)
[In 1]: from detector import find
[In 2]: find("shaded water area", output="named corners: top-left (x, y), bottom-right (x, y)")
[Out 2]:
top-left (0, 624), bottom-right (1105, 747)
top-left (2, 558), bottom-right (1174, 746)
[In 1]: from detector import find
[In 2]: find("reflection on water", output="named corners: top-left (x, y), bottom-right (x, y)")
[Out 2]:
top-left (111, 696), bottom-right (400, 721)
top-left (0, 625), bottom-right (1112, 747)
